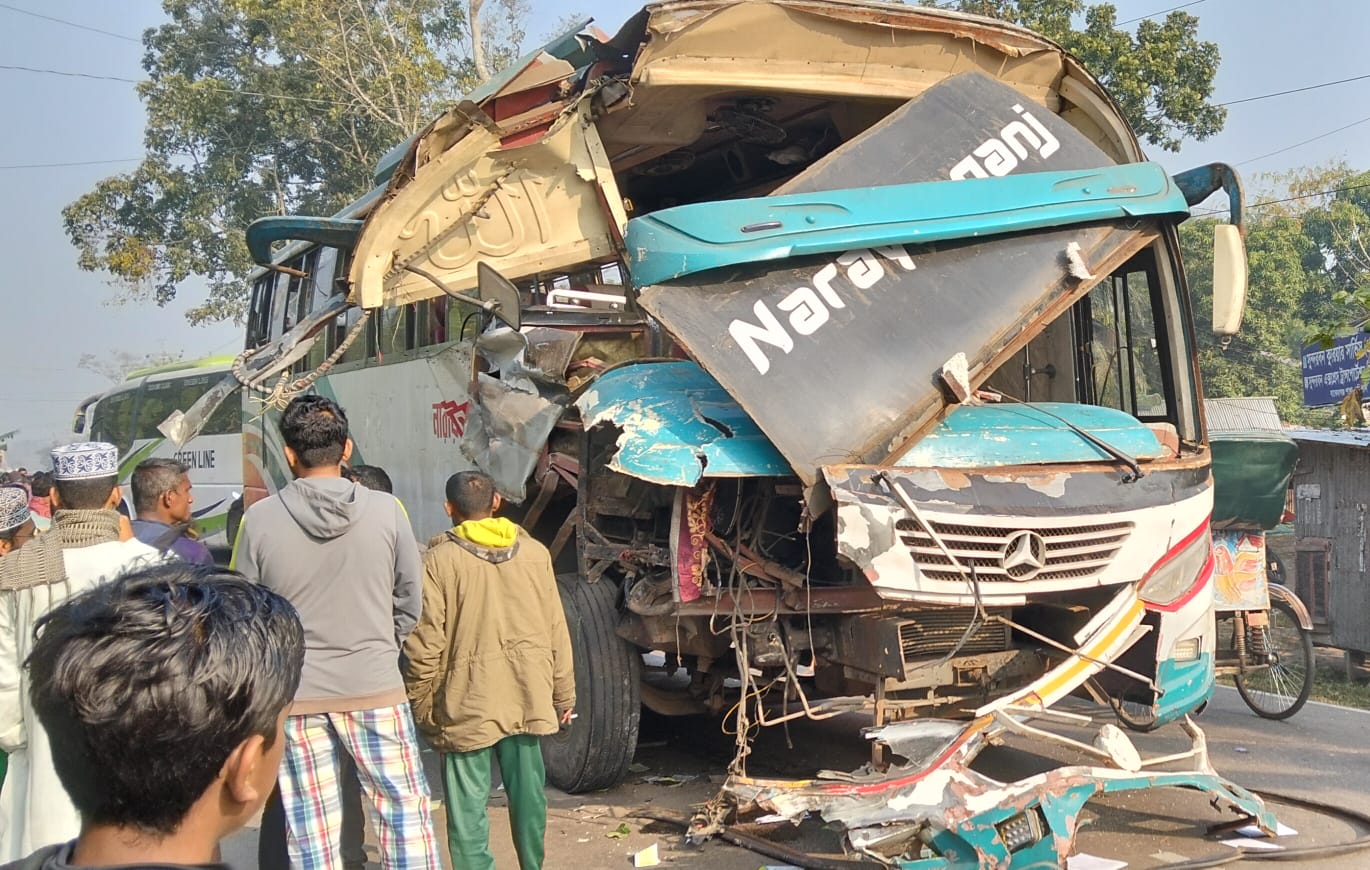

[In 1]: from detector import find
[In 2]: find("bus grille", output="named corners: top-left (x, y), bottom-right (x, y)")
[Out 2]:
top-left (896, 519), bottom-right (1132, 583)
top-left (898, 608), bottom-right (1010, 659)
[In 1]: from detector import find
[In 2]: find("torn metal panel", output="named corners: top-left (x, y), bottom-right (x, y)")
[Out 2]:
top-left (723, 713), bottom-right (1275, 867)
top-left (462, 372), bottom-right (563, 502)
top-left (611, 1), bottom-right (1142, 165)
top-left (419, 328), bottom-right (564, 504)
top-left (576, 360), bottom-right (791, 486)
top-left (349, 102), bottom-right (625, 310)
top-left (635, 71), bottom-right (1167, 488)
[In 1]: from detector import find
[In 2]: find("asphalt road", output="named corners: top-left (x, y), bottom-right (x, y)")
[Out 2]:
top-left (222, 686), bottom-right (1370, 868)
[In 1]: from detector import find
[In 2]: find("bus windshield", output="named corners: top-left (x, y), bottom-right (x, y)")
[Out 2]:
top-left (82, 361), bottom-right (242, 546)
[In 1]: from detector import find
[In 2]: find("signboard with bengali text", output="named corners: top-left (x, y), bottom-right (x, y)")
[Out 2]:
top-left (1301, 330), bottom-right (1370, 407)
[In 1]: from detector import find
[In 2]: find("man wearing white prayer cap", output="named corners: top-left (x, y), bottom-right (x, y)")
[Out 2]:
top-left (0, 442), bottom-right (161, 859)
top-left (0, 488), bottom-right (35, 557)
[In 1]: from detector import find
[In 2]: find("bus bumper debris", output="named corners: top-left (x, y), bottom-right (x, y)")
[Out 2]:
top-left (719, 713), bottom-right (1275, 868)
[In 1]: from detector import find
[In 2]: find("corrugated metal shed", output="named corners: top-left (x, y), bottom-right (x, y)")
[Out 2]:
top-left (1205, 396), bottom-right (1283, 432)
top-left (1285, 427), bottom-right (1370, 449)
top-left (1283, 427), bottom-right (1370, 650)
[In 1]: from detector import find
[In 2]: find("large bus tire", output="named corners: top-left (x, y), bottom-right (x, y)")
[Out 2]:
top-left (542, 576), bottom-right (641, 793)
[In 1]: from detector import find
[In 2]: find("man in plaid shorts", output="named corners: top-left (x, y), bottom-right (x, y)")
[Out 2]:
top-left (235, 395), bottom-right (440, 869)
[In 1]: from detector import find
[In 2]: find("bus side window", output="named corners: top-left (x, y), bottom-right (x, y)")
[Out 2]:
top-left (246, 275), bottom-right (275, 348)
top-left (1076, 255), bottom-right (1172, 421)
top-left (289, 249), bottom-right (323, 375)
top-left (134, 380), bottom-right (179, 442)
top-left (378, 303), bottom-right (418, 357)
top-left (306, 248), bottom-right (340, 370)
top-left (416, 297), bottom-right (451, 347)
top-left (203, 386), bottom-right (241, 436)
top-left (277, 253), bottom-right (310, 340)
top-left (338, 306), bottom-right (369, 366)
top-left (90, 389), bottom-right (137, 455)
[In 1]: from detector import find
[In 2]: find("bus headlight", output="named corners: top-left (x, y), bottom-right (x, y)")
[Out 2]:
top-left (1139, 524), bottom-right (1212, 609)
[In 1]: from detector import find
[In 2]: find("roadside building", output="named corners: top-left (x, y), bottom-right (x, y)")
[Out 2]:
top-left (1281, 428), bottom-right (1370, 673)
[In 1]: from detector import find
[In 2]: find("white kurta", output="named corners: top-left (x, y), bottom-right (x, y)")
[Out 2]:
top-left (0, 539), bottom-right (160, 860)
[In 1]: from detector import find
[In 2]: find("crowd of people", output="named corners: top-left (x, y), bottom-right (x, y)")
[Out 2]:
top-left (0, 393), bottom-right (576, 870)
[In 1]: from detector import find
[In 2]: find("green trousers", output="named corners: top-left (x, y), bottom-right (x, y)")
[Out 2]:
top-left (444, 734), bottom-right (547, 870)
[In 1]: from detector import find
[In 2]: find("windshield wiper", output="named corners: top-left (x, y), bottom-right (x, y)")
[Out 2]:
top-left (1008, 399), bottom-right (1145, 483)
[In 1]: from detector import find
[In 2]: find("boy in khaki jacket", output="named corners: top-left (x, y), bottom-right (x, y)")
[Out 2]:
top-left (403, 471), bottom-right (575, 870)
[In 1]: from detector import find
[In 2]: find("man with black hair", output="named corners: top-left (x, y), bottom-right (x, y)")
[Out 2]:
top-left (130, 458), bottom-right (213, 565)
top-left (24, 475), bottom-right (50, 534)
top-left (0, 561), bottom-right (305, 870)
top-left (235, 395), bottom-right (438, 870)
top-left (345, 464), bottom-right (394, 494)
top-left (259, 461), bottom-right (400, 870)
top-left (404, 470), bottom-right (575, 870)
top-left (0, 442), bottom-right (161, 860)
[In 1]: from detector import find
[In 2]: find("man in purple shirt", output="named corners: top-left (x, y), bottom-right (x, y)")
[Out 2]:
top-left (129, 459), bottom-right (214, 565)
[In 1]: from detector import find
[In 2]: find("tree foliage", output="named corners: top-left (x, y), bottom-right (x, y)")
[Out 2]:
top-left (63, 0), bottom-right (527, 324)
top-left (1283, 164), bottom-right (1370, 345)
top-left (77, 350), bottom-right (186, 384)
top-left (1178, 164), bottom-right (1370, 427)
top-left (930, 0), bottom-right (1225, 151)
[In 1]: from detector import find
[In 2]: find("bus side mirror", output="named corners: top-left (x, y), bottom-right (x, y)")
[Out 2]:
top-left (477, 262), bottom-right (523, 332)
top-left (1212, 223), bottom-right (1247, 339)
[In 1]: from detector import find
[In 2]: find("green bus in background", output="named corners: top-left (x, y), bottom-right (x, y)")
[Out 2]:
top-left (74, 356), bottom-right (242, 549)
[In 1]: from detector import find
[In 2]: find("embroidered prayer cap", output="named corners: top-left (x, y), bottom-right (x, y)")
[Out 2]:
top-left (51, 442), bottom-right (120, 481)
top-left (0, 487), bottom-right (28, 534)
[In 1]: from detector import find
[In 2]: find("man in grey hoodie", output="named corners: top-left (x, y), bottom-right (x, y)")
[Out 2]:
top-left (234, 395), bottom-right (440, 870)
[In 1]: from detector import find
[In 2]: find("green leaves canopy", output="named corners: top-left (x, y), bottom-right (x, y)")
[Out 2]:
top-left (63, 0), bottom-right (494, 324)
top-left (932, 1), bottom-right (1225, 151)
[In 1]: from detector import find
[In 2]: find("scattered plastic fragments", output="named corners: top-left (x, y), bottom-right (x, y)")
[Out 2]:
top-left (633, 843), bottom-right (661, 867)
top-left (642, 774), bottom-right (699, 787)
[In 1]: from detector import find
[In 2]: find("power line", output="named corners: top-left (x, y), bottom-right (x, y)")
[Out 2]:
top-left (1236, 114), bottom-right (1370, 167)
top-left (0, 157), bottom-right (142, 171)
top-left (1218, 72), bottom-right (1370, 108)
top-left (0, 64), bottom-right (356, 106)
top-left (0, 2), bottom-right (140, 43)
top-left (0, 63), bottom-right (139, 84)
top-left (1193, 181), bottom-right (1370, 217)
top-left (1117, 1), bottom-right (1205, 26)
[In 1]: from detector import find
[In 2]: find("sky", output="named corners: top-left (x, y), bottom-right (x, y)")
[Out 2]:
top-left (1, 0), bottom-right (1367, 468)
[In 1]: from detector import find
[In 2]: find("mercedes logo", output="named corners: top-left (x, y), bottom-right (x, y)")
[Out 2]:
top-left (1001, 530), bottom-right (1047, 580)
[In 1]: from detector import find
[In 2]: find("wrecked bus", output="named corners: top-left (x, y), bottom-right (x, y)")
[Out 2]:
top-left (188, 1), bottom-right (1276, 862)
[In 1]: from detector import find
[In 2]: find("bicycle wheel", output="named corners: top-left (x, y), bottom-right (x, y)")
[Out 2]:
top-left (1234, 597), bottom-right (1314, 720)
top-left (1109, 691), bottom-right (1160, 732)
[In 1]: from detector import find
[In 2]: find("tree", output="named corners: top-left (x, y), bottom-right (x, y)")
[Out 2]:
top-left (63, 0), bottom-right (527, 325)
top-left (1283, 164), bottom-right (1370, 344)
top-left (928, 0), bottom-right (1224, 151)
top-left (77, 350), bottom-right (186, 384)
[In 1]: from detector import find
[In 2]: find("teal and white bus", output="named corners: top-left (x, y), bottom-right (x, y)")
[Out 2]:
top-left (76, 356), bottom-right (242, 547)
top-left (222, 2), bottom-right (1280, 862)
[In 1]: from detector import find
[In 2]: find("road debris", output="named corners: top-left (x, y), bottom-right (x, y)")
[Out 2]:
top-left (633, 843), bottom-right (661, 867)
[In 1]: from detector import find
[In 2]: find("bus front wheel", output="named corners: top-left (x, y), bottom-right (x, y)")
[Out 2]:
top-left (542, 576), bottom-right (641, 793)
